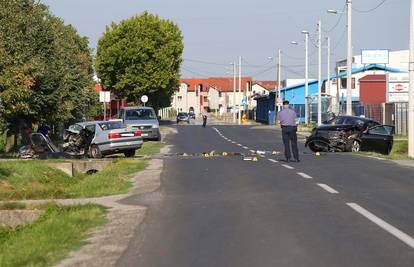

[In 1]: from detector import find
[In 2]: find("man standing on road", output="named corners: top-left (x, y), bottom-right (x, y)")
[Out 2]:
top-left (276, 100), bottom-right (299, 162)
top-left (202, 108), bottom-right (208, 127)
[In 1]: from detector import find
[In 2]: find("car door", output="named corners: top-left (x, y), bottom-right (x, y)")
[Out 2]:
top-left (360, 125), bottom-right (394, 154)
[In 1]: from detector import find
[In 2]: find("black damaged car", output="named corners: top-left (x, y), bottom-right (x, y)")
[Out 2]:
top-left (305, 116), bottom-right (394, 155)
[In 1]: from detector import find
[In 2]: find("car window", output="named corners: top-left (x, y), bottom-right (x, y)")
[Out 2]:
top-left (69, 124), bottom-right (83, 132)
top-left (368, 125), bottom-right (393, 136)
top-left (125, 109), bottom-right (156, 120)
top-left (178, 112), bottom-right (188, 116)
top-left (99, 121), bottom-right (123, 131)
top-left (85, 124), bottom-right (96, 133)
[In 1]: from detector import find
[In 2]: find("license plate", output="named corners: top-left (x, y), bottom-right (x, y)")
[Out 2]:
top-left (121, 133), bottom-right (134, 137)
top-left (142, 133), bottom-right (149, 137)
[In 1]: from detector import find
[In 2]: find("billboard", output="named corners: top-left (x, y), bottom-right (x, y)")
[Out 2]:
top-left (361, 49), bottom-right (389, 65)
top-left (387, 73), bottom-right (409, 103)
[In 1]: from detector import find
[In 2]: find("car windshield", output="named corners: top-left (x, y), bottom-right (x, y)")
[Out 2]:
top-left (68, 124), bottom-right (83, 132)
top-left (98, 121), bottom-right (124, 131)
top-left (178, 112), bottom-right (188, 116)
top-left (125, 109), bottom-right (156, 120)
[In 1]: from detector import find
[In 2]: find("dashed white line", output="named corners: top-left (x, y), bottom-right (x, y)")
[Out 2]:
top-left (317, 183), bottom-right (339, 194)
top-left (297, 172), bottom-right (313, 179)
top-left (237, 144), bottom-right (242, 147)
top-left (250, 150), bottom-right (256, 153)
top-left (268, 159), bottom-right (279, 163)
top-left (281, 164), bottom-right (294, 170)
top-left (243, 146), bottom-right (249, 149)
top-left (347, 203), bottom-right (414, 249)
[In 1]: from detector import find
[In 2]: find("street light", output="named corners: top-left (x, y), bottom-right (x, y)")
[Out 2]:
top-left (229, 62), bottom-right (237, 123)
top-left (328, 0), bottom-right (353, 116)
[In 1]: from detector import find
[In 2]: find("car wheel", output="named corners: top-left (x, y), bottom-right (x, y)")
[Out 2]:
top-left (90, 145), bottom-right (102, 158)
top-left (351, 140), bottom-right (361, 152)
top-left (124, 149), bottom-right (136, 158)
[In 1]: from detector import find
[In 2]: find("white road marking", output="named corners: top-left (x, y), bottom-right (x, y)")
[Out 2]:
top-left (281, 164), bottom-right (294, 170)
top-left (259, 155), bottom-right (265, 158)
top-left (268, 159), bottom-right (279, 163)
top-left (237, 144), bottom-right (242, 147)
top-left (297, 172), bottom-right (313, 179)
top-left (250, 150), bottom-right (256, 153)
top-left (243, 146), bottom-right (249, 149)
top-left (347, 203), bottom-right (414, 249)
top-left (317, 183), bottom-right (339, 194)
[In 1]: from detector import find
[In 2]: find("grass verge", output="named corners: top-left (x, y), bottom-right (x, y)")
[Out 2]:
top-left (0, 204), bottom-right (106, 267)
top-left (0, 159), bottom-right (148, 201)
top-left (137, 141), bottom-right (165, 156)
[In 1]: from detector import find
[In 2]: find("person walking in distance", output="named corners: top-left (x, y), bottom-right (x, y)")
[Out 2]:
top-left (202, 108), bottom-right (208, 127)
top-left (276, 100), bottom-right (299, 162)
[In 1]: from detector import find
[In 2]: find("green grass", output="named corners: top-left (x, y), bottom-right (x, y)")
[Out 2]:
top-left (357, 139), bottom-right (413, 160)
top-left (137, 141), bottom-right (165, 156)
top-left (0, 204), bottom-right (106, 267)
top-left (0, 159), bottom-right (148, 201)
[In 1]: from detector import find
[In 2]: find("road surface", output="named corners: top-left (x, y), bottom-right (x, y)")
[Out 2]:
top-left (118, 124), bottom-right (414, 267)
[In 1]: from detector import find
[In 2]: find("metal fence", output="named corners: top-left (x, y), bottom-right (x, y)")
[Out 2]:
top-left (337, 102), bottom-right (408, 135)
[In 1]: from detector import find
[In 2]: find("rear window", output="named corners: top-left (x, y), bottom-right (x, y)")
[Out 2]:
top-left (98, 121), bottom-right (123, 131)
top-left (125, 109), bottom-right (156, 120)
top-left (178, 112), bottom-right (188, 116)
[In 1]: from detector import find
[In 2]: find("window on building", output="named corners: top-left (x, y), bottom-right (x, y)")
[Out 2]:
top-left (340, 78), bottom-right (356, 89)
top-left (203, 96), bottom-right (208, 102)
top-left (178, 96), bottom-right (182, 101)
top-left (219, 92), bottom-right (222, 97)
top-left (198, 84), bottom-right (203, 92)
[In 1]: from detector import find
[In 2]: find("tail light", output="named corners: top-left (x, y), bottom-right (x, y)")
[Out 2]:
top-left (108, 133), bottom-right (121, 139)
top-left (134, 130), bottom-right (141, 137)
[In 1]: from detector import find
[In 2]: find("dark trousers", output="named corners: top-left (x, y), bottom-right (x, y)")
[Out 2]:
top-left (281, 126), bottom-right (299, 160)
top-left (202, 116), bottom-right (207, 127)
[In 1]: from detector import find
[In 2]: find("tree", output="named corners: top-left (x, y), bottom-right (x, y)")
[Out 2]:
top-left (0, 0), bottom-right (98, 149)
top-left (95, 12), bottom-right (184, 110)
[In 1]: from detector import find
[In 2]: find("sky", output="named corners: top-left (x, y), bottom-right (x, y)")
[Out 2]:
top-left (41, 0), bottom-right (409, 81)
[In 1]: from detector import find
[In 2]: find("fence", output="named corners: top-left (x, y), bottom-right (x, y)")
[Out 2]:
top-left (338, 102), bottom-right (408, 135)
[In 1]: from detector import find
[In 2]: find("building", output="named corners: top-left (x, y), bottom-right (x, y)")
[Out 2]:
top-left (359, 75), bottom-right (387, 104)
top-left (171, 77), bottom-right (252, 115)
top-left (255, 64), bottom-right (402, 124)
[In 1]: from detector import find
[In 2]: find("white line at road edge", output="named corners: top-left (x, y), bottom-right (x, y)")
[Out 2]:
top-left (347, 203), bottom-right (414, 249)
top-left (317, 183), bottom-right (339, 194)
top-left (250, 150), bottom-right (256, 153)
top-left (281, 164), bottom-right (294, 170)
top-left (243, 146), bottom-right (249, 149)
top-left (297, 172), bottom-right (313, 179)
top-left (268, 159), bottom-right (279, 163)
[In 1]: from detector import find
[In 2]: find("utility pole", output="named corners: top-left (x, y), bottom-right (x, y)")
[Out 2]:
top-left (327, 36), bottom-right (331, 97)
top-left (238, 56), bottom-right (242, 125)
top-left (346, 0), bottom-right (353, 115)
top-left (302, 31), bottom-right (309, 124)
top-left (232, 62), bottom-right (237, 123)
top-left (409, 0), bottom-right (414, 157)
top-left (317, 20), bottom-right (322, 126)
top-left (277, 49), bottom-right (282, 112)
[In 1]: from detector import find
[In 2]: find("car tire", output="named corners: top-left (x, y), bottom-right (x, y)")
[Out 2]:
top-left (350, 140), bottom-right (361, 152)
top-left (124, 149), bottom-right (136, 158)
top-left (90, 145), bottom-right (102, 158)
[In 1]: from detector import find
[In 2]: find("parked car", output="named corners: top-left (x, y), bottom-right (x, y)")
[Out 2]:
top-left (63, 121), bottom-right (143, 158)
top-left (116, 106), bottom-right (161, 141)
top-left (189, 112), bottom-right (196, 119)
top-left (305, 115), bottom-right (394, 155)
top-left (176, 112), bottom-right (190, 124)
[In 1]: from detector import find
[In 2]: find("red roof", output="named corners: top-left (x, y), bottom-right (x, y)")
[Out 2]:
top-left (180, 77), bottom-right (252, 92)
top-left (253, 81), bottom-right (277, 90)
top-left (359, 75), bottom-right (386, 82)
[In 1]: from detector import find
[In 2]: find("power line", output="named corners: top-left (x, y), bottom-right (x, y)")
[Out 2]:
top-left (353, 0), bottom-right (387, 13)
top-left (183, 58), bottom-right (230, 66)
top-left (250, 64), bottom-right (277, 77)
top-left (242, 58), bottom-right (273, 68)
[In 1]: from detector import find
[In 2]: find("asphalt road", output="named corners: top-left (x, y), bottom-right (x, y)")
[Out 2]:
top-left (118, 124), bottom-right (414, 267)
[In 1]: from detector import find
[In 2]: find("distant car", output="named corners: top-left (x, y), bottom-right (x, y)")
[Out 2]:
top-left (189, 112), bottom-right (196, 119)
top-left (176, 112), bottom-right (190, 124)
top-left (305, 115), bottom-right (394, 155)
top-left (117, 106), bottom-right (161, 141)
top-left (64, 121), bottom-right (143, 158)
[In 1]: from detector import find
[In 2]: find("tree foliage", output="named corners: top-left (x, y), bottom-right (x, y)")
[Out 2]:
top-left (95, 12), bottom-right (184, 110)
top-left (0, 0), bottom-right (98, 133)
